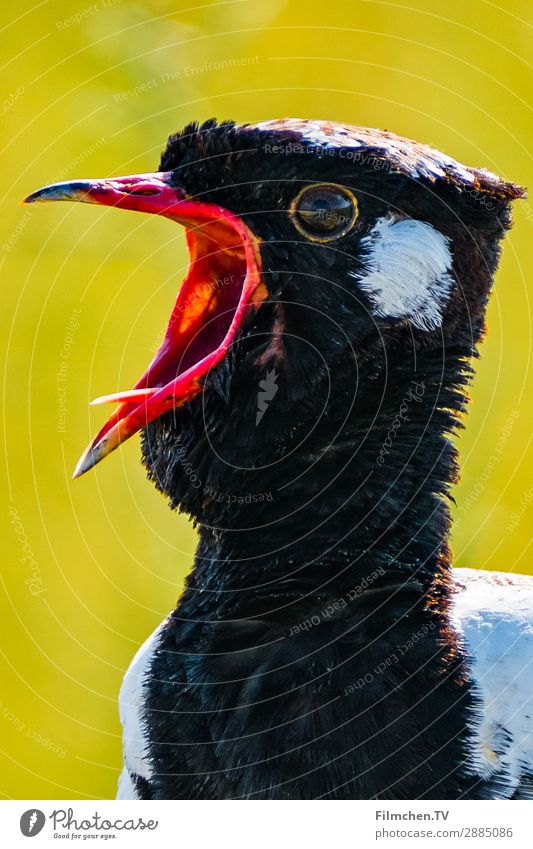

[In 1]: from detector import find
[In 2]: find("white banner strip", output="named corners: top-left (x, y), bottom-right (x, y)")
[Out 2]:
top-left (1, 799), bottom-right (531, 848)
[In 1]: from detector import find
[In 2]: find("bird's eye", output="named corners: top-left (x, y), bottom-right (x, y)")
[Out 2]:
top-left (291, 183), bottom-right (358, 241)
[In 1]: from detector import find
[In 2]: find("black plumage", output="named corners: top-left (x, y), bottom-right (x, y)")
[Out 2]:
top-left (27, 118), bottom-right (530, 799)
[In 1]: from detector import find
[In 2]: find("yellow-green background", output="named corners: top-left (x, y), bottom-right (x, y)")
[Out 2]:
top-left (1, 0), bottom-right (531, 800)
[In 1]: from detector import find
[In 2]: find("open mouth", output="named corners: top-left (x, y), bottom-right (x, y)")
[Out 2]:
top-left (24, 172), bottom-right (267, 477)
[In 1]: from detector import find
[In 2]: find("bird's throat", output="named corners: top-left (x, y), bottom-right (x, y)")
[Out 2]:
top-left (143, 345), bottom-right (482, 801)
top-left (169, 348), bottom-right (471, 618)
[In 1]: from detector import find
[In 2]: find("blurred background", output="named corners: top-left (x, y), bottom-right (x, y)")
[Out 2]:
top-left (1, 0), bottom-right (531, 799)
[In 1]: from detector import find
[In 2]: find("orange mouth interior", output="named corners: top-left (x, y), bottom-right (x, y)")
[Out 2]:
top-left (74, 210), bottom-right (267, 477)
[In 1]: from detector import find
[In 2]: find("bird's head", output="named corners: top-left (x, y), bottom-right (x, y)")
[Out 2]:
top-left (26, 118), bottom-right (523, 510)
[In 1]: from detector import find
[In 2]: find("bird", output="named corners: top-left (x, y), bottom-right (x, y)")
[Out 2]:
top-left (25, 118), bottom-right (532, 800)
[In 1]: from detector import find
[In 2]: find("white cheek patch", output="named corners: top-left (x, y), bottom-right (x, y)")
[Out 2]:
top-left (354, 216), bottom-right (454, 331)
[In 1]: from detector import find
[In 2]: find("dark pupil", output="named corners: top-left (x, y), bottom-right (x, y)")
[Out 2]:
top-left (297, 188), bottom-right (353, 233)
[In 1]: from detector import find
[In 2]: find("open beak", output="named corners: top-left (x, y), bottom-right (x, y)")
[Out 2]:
top-left (24, 172), bottom-right (267, 477)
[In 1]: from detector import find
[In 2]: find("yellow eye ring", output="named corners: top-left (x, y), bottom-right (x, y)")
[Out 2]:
top-left (290, 182), bottom-right (359, 242)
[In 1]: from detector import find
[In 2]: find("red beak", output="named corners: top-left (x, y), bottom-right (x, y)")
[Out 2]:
top-left (24, 172), bottom-right (267, 477)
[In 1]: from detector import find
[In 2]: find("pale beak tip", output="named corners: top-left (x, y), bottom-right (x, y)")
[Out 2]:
top-left (22, 181), bottom-right (95, 206)
top-left (72, 460), bottom-right (89, 480)
top-left (72, 448), bottom-right (99, 479)
top-left (22, 188), bottom-right (54, 204)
